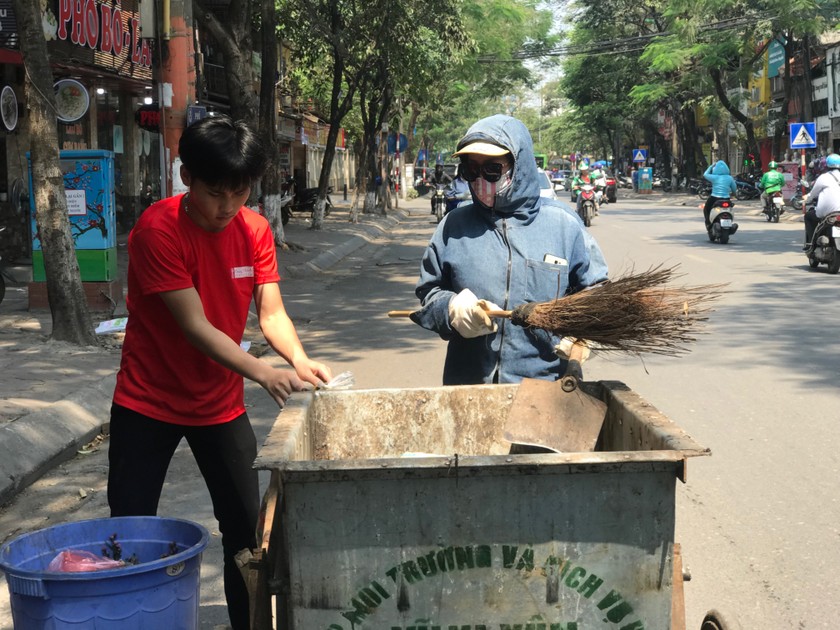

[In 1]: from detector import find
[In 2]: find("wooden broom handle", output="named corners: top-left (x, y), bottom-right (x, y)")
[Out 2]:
top-left (387, 309), bottom-right (513, 318)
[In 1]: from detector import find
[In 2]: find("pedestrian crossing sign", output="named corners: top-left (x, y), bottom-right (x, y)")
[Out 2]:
top-left (632, 149), bottom-right (647, 162)
top-left (790, 122), bottom-right (817, 149)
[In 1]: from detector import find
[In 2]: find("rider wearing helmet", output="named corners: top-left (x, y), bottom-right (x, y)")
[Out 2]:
top-left (571, 162), bottom-right (596, 215)
top-left (803, 153), bottom-right (840, 250)
top-left (429, 162), bottom-right (452, 215)
top-left (759, 160), bottom-right (786, 214)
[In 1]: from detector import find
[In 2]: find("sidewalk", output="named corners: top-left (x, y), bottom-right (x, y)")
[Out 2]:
top-left (0, 195), bottom-right (421, 507)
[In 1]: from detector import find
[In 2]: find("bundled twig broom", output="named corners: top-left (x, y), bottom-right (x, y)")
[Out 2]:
top-left (389, 265), bottom-right (726, 357)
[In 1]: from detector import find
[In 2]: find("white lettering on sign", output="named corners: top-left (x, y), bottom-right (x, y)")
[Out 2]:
top-left (65, 188), bottom-right (86, 215)
top-left (56, 0), bottom-right (152, 69)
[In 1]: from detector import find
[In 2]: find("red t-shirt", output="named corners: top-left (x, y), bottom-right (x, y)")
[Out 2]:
top-left (113, 194), bottom-right (280, 426)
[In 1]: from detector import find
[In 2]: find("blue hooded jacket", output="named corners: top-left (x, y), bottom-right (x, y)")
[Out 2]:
top-left (411, 115), bottom-right (609, 385)
top-left (704, 161), bottom-right (737, 198)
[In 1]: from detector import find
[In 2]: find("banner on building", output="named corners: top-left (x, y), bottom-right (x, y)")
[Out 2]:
top-left (828, 45), bottom-right (840, 119)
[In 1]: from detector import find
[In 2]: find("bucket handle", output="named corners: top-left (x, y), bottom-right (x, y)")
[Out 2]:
top-left (7, 574), bottom-right (47, 598)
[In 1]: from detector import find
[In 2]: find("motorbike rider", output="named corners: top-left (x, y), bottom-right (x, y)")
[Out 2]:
top-left (590, 164), bottom-right (607, 213)
top-left (803, 153), bottom-right (840, 250)
top-left (444, 164), bottom-right (471, 214)
top-left (759, 161), bottom-right (786, 213)
top-left (571, 162), bottom-right (597, 216)
top-left (429, 162), bottom-right (452, 215)
top-left (702, 160), bottom-right (738, 233)
top-left (409, 114), bottom-right (609, 385)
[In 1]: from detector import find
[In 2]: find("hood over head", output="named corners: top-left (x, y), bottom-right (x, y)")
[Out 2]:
top-left (454, 115), bottom-right (541, 217)
top-left (712, 160), bottom-right (731, 176)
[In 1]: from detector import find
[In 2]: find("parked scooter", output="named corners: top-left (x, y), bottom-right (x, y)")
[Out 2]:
top-left (690, 178), bottom-right (713, 199)
top-left (791, 180), bottom-right (810, 212)
top-left (289, 184), bottom-right (333, 221)
top-left (734, 174), bottom-right (761, 201)
top-left (578, 184), bottom-right (597, 227)
top-left (707, 198), bottom-right (738, 244)
top-left (805, 211), bottom-right (840, 274)
top-left (761, 190), bottom-right (785, 223)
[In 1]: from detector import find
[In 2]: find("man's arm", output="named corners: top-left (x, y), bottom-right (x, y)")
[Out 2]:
top-left (158, 287), bottom-right (311, 407)
top-left (254, 282), bottom-right (332, 387)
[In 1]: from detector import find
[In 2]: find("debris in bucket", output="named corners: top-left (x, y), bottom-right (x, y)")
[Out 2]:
top-left (161, 541), bottom-right (180, 559)
top-left (47, 550), bottom-right (125, 572)
top-left (102, 533), bottom-right (138, 565)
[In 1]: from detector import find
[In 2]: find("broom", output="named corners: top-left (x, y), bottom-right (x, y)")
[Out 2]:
top-left (388, 265), bottom-right (726, 356)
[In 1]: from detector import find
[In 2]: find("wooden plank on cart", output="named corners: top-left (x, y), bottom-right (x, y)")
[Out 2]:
top-left (249, 469), bottom-right (281, 630)
top-left (671, 543), bottom-right (686, 630)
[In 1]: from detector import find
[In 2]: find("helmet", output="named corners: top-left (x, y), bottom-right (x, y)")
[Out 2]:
top-left (767, 161), bottom-right (778, 169)
top-left (580, 163), bottom-right (589, 171)
top-left (826, 154), bottom-right (840, 169)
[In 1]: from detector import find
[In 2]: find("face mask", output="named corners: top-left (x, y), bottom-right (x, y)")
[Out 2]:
top-left (471, 169), bottom-right (513, 208)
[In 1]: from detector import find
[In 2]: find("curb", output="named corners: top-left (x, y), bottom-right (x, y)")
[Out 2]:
top-left (283, 208), bottom-right (409, 277)
top-left (0, 374), bottom-right (115, 507)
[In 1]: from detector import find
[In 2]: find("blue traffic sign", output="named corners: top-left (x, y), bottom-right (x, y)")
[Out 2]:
top-left (790, 122), bottom-right (817, 149)
top-left (632, 149), bottom-right (648, 162)
top-left (186, 105), bottom-right (207, 127)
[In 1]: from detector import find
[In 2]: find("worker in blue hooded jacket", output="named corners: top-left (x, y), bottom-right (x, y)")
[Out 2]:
top-left (410, 115), bottom-right (609, 385)
top-left (702, 160), bottom-right (738, 232)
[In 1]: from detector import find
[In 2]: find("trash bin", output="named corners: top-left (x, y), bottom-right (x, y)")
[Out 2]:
top-left (254, 384), bottom-right (710, 628)
top-left (0, 516), bottom-right (209, 629)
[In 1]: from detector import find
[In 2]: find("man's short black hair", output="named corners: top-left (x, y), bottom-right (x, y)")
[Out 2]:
top-left (178, 115), bottom-right (267, 190)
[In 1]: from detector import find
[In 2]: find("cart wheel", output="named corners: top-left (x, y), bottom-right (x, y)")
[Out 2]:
top-left (701, 609), bottom-right (734, 630)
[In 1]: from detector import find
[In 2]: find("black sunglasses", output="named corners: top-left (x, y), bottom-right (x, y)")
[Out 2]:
top-left (460, 159), bottom-right (511, 183)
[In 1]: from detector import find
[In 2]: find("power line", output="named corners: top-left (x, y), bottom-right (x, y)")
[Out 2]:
top-left (477, 14), bottom-right (775, 63)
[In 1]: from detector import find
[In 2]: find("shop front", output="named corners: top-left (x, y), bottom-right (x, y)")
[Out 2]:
top-left (0, 0), bottom-right (156, 264)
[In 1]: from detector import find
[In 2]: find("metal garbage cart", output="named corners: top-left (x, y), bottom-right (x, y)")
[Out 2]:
top-left (251, 381), bottom-right (715, 630)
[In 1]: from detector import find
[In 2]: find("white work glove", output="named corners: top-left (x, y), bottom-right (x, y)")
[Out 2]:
top-left (554, 337), bottom-right (591, 363)
top-left (448, 289), bottom-right (501, 338)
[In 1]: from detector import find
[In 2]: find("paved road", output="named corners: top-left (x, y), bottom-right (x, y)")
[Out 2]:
top-left (584, 191), bottom-right (834, 629)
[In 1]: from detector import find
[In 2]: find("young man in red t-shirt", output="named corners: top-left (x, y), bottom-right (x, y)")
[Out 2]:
top-left (108, 116), bottom-right (332, 630)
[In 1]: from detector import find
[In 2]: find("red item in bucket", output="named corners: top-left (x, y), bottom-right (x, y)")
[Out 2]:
top-left (47, 550), bottom-right (124, 572)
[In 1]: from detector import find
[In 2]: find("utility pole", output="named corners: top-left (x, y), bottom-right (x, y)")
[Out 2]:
top-left (157, 0), bottom-right (196, 197)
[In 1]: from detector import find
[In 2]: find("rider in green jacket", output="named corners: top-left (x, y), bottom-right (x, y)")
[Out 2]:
top-left (759, 161), bottom-right (786, 212)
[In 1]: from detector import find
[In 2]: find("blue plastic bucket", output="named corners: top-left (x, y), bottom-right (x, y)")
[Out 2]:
top-left (0, 516), bottom-right (210, 629)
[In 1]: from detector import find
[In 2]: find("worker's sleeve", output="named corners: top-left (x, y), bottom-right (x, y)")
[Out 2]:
top-left (572, 228), bottom-right (609, 289)
top-left (412, 238), bottom-right (456, 340)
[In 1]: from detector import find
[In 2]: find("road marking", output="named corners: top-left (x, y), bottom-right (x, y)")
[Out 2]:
top-left (684, 254), bottom-right (710, 263)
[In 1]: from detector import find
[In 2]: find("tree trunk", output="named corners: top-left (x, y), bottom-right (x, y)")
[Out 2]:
top-left (773, 34), bottom-right (795, 161)
top-left (13, 0), bottom-right (96, 345)
top-left (710, 68), bottom-right (760, 168)
top-left (193, 0), bottom-right (258, 122)
top-left (258, 0), bottom-right (285, 245)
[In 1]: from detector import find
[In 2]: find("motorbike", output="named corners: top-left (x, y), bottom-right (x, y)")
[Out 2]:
top-left (734, 174), bottom-right (761, 201)
top-left (791, 180), bottom-right (810, 211)
top-left (707, 198), bottom-right (737, 244)
top-left (432, 183), bottom-right (447, 223)
top-left (577, 184), bottom-right (596, 227)
top-left (805, 211), bottom-right (840, 274)
top-left (690, 178), bottom-right (713, 199)
top-left (761, 190), bottom-right (785, 223)
top-left (289, 184), bottom-right (333, 221)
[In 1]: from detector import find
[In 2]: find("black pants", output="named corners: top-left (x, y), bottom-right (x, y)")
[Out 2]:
top-left (108, 404), bottom-right (259, 630)
top-left (703, 195), bottom-right (728, 229)
top-left (804, 208), bottom-right (820, 245)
